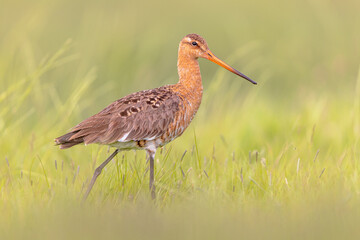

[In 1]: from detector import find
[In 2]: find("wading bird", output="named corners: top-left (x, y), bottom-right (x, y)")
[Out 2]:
top-left (55, 34), bottom-right (257, 200)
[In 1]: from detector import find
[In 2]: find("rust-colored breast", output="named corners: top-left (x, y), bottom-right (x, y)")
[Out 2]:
top-left (164, 83), bottom-right (203, 141)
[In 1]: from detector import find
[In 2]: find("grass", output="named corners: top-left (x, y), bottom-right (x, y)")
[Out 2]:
top-left (1, 0), bottom-right (360, 239)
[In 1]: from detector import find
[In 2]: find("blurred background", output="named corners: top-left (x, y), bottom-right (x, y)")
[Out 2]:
top-left (1, 0), bottom-right (360, 239)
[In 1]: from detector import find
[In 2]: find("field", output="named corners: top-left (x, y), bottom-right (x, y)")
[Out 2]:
top-left (1, 0), bottom-right (360, 239)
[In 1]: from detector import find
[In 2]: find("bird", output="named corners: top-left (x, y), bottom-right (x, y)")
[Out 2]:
top-left (55, 33), bottom-right (257, 201)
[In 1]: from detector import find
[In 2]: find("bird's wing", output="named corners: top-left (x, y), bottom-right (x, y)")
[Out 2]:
top-left (68, 86), bottom-right (180, 145)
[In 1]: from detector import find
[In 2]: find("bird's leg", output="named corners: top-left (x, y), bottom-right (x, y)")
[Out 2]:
top-left (82, 149), bottom-right (119, 202)
top-left (146, 149), bottom-right (156, 200)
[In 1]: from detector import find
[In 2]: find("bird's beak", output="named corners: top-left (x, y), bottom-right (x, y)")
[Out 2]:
top-left (204, 50), bottom-right (257, 85)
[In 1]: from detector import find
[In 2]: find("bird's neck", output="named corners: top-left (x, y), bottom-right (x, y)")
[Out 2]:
top-left (177, 54), bottom-right (203, 93)
top-left (174, 54), bottom-right (203, 118)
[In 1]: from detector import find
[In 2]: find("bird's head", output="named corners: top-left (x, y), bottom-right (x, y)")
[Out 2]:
top-left (179, 33), bottom-right (257, 85)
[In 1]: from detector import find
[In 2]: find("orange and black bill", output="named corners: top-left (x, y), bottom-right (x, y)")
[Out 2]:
top-left (205, 50), bottom-right (257, 85)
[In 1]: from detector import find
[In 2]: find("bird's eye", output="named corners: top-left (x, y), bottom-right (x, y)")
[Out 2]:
top-left (191, 41), bottom-right (198, 46)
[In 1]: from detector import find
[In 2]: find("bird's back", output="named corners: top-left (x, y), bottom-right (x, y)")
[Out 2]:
top-left (55, 84), bottom-right (201, 150)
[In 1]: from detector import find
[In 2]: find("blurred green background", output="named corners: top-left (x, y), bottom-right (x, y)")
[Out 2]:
top-left (1, 0), bottom-right (360, 239)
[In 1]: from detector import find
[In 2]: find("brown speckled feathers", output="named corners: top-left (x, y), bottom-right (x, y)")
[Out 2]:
top-left (55, 86), bottom-right (180, 149)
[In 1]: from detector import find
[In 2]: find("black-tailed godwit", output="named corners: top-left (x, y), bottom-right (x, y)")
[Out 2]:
top-left (55, 33), bottom-right (257, 200)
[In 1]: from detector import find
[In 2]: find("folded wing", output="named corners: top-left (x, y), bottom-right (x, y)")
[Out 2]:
top-left (55, 86), bottom-right (180, 149)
